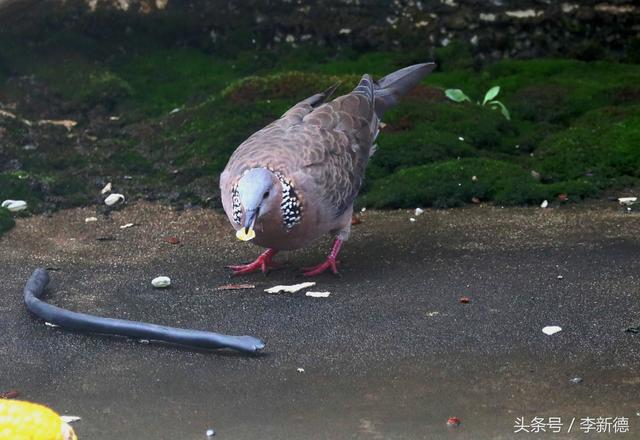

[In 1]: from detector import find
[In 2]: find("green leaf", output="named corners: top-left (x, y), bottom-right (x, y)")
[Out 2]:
top-left (488, 100), bottom-right (511, 121)
top-left (445, 89), bottom-right (471, 103)
top-left (482, 86), bottom-right (500, 106)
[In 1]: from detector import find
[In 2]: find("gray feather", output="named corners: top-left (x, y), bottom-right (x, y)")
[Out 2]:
top-left (374, 62), bottom-right (436, 117)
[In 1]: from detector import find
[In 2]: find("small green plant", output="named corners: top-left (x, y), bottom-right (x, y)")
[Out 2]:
top-left (445, 86), bottom-right (511, 120)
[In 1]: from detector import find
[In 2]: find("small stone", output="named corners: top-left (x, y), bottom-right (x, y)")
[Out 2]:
top-left (120, 223), bottom-right (135, 229)
top-left (206, 428), bottom-right (216, 437)
top-left (618, 197), bottom-right (637, 206)
top-left (540, 200), bottom-right (549, 208)
top-left (557, 275), bottom-right (564, 279)
top-left (151, 276), bottom-right (171, 288)
top-left (85, 217), bottom-right (98, 223)
top-left (447, 417), bottom-right (461, 427)
top-left (165, 236), bottom-right (180, 244)
top-left (409, 217), bottom-right (416, 222)
top-left (104, 193), bottom-right (125, 206)
top-left (569, 377), bottom-right (583, 384)
top-left (414, 207), bottom-right (424, 216)
top-left (471, 197), bottom-right (481, 204)
top-left (459, 296), bottom-right (471, 304)
top-left (1, 200), bottom-right (27, 212)
top-left (0, 389), bottom-right (20, 399)
top-left (100, 182), bottom-right (112, 194)
top-left (542, 325), bottom-right (562, 335)
top-left (297, 368), bottom-right (305, 373)
top-left (471, 175), bottom-right (477, 181)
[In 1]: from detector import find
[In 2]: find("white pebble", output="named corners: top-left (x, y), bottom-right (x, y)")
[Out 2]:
top-left (540, 200), bottom-right (549, 208)
top-left (206, 428), bottom-right (216, 437)
top-left (542, 326), bottom-right (562, 335)
top-left (409, 217), bottom-right (416, 222)
top-left (414, 207), bottom-right (424, 216)
top-left (120, 223), bottom-right (135, 229)
top-left (618, 197), bottom-right (637, 206)
top-left (305, 291), bottom-right (331, 298)
top-left (100, 182), bottom-right (112, 194)
top-left (151, 276), bottom-right (171, 288)
top-left (104, 193), bottom-right (125, 206)
top-left (557, 275), bottom-right (564, 279)
top-left (297, 368), bottom-right (305, 373)
top-left (85, 217), bottom-right (98, 223)
top-left (1, 200), bottom-right (27, 212)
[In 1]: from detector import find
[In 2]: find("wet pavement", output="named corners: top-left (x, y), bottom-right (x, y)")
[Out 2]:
top-left (1, 202), bottom-right (639, 439)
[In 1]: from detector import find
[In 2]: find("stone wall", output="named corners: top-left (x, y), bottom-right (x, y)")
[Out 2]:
top-left (2, 0), bottom-right (639, 61)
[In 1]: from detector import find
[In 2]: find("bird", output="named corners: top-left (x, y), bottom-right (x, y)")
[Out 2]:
top-left (0, 399), bottom-right (77, 440)
top-left (220, 62), bottom-right (436, 276)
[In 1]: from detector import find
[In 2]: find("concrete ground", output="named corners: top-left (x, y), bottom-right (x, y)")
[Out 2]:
top-left (1, 202), bottom-right (639, 439)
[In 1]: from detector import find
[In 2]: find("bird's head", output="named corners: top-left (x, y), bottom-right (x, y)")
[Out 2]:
top-left (235, 168), bottom-right (279, 241)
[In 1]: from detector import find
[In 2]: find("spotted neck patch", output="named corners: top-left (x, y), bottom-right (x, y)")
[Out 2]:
top-left (274, 172), bottom-right (302, 230)
top-left (231, 169), bottom-right (302, 230)
top-left (231, 184), bottom-right (242, 225)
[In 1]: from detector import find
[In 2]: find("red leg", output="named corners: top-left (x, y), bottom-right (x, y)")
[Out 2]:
top-left (227, 248), bottom-right (278, 276)
top-left (303, 238), bottom-right (343, 277)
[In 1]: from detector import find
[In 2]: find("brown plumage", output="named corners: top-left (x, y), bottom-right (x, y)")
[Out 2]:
top-left (220, 63), bottom-right (435, 276)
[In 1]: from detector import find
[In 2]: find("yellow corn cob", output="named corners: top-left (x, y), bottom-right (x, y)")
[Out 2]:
top-left (0, 400), bottom-right (77, 440)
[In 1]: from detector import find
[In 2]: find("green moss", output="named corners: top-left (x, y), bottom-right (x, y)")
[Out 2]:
top-left (0, 173), bottom-right (39, 203)
top-left (2, 27), bottom-right (640, 211)
top-left (222, 71), bottom-right (358, 104)
top-left (534, 105), bottom-right (640, 186)
top-left (360, 158), bottom-right (600, 209)
top-left (112, 49), bottom-right (244, 116)
top-left (433, 42), bottom-right (474, 72)
top-left (0, 207), bottom-right (15, 236)
top-left (78, 71), bottom-right (133, 109)
top-left (360, 159), bottom-right (542, 208)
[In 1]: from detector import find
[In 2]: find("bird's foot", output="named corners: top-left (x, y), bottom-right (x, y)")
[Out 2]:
top-left (302, 238), bottom-right (343, 277)
top-left (227, 248), bottom-right (278, 276)
top-left (302, 258), bottom-right (339, 277)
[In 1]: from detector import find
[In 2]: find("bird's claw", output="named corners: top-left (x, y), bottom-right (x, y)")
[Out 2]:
top-left (302, 258), bottom-right (340, 277)
top-left (227, 249), bottom-right (278, 277)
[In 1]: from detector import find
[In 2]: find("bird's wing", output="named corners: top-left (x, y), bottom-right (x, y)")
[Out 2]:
top-left (222, 76), bottom-right (376, 218)
top-left (295, 79), bottom-right (377, 217)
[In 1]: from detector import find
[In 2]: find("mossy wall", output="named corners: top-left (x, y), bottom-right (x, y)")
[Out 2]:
top-left (2, 0), bottom-right (638, 62)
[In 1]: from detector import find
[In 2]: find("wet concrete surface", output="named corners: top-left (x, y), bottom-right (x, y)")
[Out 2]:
top-left (1, 202), bottom-right (640, 439)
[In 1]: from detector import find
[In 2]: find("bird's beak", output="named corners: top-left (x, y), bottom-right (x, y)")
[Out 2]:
top-left (236, 208), bottom-right (258, 241)
top-left (243, 208), bottom-right (258, 234)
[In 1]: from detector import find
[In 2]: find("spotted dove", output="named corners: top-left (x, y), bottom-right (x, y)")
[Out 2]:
top-left (220, 63), bottom-right (436, 276)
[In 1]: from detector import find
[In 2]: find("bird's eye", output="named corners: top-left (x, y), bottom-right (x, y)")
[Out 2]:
top-left (263, 191), bottom-right (269, 199)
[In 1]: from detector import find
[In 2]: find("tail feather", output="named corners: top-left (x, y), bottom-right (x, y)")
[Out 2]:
top-left (373, 62), bottom-right (436, 117)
